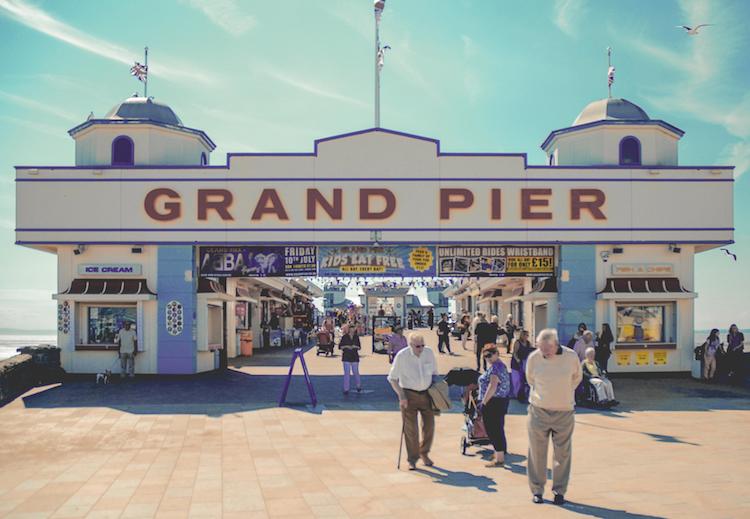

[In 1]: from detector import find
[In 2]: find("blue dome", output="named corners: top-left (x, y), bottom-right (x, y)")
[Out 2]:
top-left (573, 98), bottom-right (649, 126)
top-left (105, 96), bottom-right (183, 126)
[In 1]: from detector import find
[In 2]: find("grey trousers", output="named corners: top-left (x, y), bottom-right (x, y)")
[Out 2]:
top-left (120, 352), bottom-right (135, 377)
top-left (527, 405), bottom-right (575, 496)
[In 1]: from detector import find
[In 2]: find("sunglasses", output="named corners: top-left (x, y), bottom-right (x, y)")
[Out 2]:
top-left (414, 344), bottom-right (425, 348)
top-left (483, 353), bottom-right (496, 359)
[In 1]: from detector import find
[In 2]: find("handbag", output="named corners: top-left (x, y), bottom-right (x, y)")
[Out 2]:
top-left (694, 342), bottom-right (706, 361)
top-left (428, 380), bottom-right (451, 412)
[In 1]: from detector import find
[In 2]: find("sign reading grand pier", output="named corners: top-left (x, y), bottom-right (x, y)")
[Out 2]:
top-left (14, 129), bottom-right (733, 246)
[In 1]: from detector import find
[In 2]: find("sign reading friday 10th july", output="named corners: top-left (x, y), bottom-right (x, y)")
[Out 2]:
top-left (318, 246), bottom-right (436, 277)
top-left (198, 246), bottom-right (317, 278)
top-left (437, 246), bottom-right (556, 277)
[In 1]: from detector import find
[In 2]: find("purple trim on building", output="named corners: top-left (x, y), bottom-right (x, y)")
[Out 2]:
top-left (541, 119), bottom-right (685, 150)
top-left (16, 227), bottom-right (735, 232)
top-left (13, 127), bottom-right (734, 172)
top-left (14, 177), bottom-right (734, 183)
top-left (17, 240), bottom-right (735, 246)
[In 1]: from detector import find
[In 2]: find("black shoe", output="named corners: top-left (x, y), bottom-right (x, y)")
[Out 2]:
top-left (532, 495), bottom-right (543, 504)
top-left (407, 461), bottom-right (417, 470)
top-left (553, 494), bottom-right (565, 506)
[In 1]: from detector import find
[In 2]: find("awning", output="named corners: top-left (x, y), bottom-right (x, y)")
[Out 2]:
top-left (198, 278), bottom-right (234, 301)
top-left (54, 278), bottom-right (156, 301)
top-left (597, 277), bottom-right (696, 300)
top-left (236, 285), bottom-right (259, 304)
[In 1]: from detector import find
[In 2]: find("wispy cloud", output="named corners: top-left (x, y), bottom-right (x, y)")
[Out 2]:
top-left (262, 66), bottom-right (368, 109)
top-left (0, 0), bottom-right (214, 84)
top-left (183, 0), bottom-right (256, 36)
top-left (619, 0), bottom-right (749, 175)
top-left (0, 115), bottom-right (69, 140)
top-left (553, 0), bottom-right (587, 37)
top-left (0, 89), bottom-right (79, 122)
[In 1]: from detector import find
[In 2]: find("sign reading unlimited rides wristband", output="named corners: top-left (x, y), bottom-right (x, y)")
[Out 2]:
top-left (199, 246), bottom-right (317, 277)
top-left (437, 245), bottom-right (555, 277)
top-left (318, 246), bottom-right (436, 277)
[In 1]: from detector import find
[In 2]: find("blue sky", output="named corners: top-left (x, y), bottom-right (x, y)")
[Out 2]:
top-left (0, 0), bottom-right (748, 331)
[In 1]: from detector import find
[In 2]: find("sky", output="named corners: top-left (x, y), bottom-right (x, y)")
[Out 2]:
top-left (0, 0), bottom-right (748, 332)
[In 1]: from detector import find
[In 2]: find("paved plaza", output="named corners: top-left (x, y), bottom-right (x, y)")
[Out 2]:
top-left (1, 331), bottom-right (749, 518)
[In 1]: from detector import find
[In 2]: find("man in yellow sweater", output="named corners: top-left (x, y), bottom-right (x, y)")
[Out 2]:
top-left (525, 328), bottom-right (582, 506)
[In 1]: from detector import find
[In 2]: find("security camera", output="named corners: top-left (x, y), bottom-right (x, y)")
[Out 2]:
top-left (600, 251), bottom-right (610, 263)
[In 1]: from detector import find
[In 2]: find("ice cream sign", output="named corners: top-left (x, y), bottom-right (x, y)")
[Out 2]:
top-left (78, 264), bottom-right (142, 275)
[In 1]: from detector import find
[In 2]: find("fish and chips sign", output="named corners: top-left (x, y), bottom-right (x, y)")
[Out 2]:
top-left (437, 246), bottom-right (555, 277)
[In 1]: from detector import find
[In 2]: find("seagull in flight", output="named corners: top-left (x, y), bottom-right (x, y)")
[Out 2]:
top-left (720, 248), bottom-right (737, 261)
top-left (676, 24), bottom-right (712, 35)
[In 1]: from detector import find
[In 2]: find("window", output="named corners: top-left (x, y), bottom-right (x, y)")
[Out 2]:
top-left (619, 136), bottom-right (641, 166)
top-left (616, 304), bottom-right (675, 343)
top-left (112, 136), bottom-right (134, 166)
top-left (85, 305), bottom-right (136, 345)
top-left (201, 152), bottom-right (208, 166)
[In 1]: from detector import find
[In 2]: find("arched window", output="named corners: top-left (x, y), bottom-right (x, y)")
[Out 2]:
top-left (111, 136), bottom-right (134, 166)
top-left (201, 152), bottom-right (208, 166)
top-left (619, 136), bottom-right (641, 166)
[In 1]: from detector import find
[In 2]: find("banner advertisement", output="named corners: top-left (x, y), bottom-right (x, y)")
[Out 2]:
top-left (437, 246), bottom-right (555, 277)
top-left (318, 246), bottom-right (436, 276)
top-left (199, 246), bottom-right (317, 278)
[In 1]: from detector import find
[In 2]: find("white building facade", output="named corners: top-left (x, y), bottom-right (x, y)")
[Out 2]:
top-left (14, 95), bottom-right (734, 375)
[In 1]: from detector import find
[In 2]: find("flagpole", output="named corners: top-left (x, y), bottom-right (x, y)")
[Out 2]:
top-left (144, 46), bottom-right (149, 98)
top-left (607, 47), bottom-right (611, 98)
top-left (374, 5), bottom-right (381, 128)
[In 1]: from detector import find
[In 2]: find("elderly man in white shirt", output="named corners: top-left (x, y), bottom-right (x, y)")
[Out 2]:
top-left (388, 333), bottom-right (439, 470)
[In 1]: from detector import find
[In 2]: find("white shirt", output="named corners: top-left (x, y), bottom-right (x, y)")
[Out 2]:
top-left (387, 346), bottom-right (438, 391)
top-left (117, 328), bottom-right (137, 354)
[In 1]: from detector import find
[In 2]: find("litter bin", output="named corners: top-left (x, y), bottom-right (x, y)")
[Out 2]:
top-left (240, 330), bottom-right (253, 356)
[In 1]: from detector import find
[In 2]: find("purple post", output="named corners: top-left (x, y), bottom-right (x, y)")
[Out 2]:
top-left (278, 348), bottom-right (318, 408)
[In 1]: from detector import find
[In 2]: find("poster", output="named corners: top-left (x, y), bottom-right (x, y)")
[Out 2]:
top-left (635, 351), bottom-right (650, 366)
top-left (653, 350), bottom-right (668, 366)
top-left (437, 246), bottom-right (555, 277)
top-left (318, 246), bottom-right (436, 276)
top-left (616, 351), bottom-right (631, 366)
top-left (199, 246), bottom-right (317, 277)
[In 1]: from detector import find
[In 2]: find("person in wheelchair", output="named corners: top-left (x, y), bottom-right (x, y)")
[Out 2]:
top-left (581, 347), bottom-right (618, 408)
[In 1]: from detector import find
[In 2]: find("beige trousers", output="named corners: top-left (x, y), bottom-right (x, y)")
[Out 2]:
top-left (527, 405), bottom-right (575, 496)
top-left (704, 355), bottom-right (716, 379)
top-left (402, 390), bottom-right (435, 463)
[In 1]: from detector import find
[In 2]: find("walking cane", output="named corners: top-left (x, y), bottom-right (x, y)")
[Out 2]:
top-left (397, 422), bottom-right (405, 470)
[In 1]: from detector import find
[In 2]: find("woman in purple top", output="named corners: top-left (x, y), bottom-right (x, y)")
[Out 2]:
top-left (478, 344), bottom-right (512, 467)
top-left (387, 326), bottom-right (408, 363)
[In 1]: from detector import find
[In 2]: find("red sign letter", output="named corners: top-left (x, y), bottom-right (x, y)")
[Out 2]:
top-left (440, 188), bottom-right (474, 220)
top-left (251, 189), bottom-right (289, 221)
top-left (491, 188), bottom-right (502, 220)
top-left (307, 188), bottom-right (343, 220)
top-left (198, 189), bottom-right (234, 221)
top-left (521, 189), bottom-right (552, 220)
top-left (571, 189), bottom-right (606, 220)
top-left (360, 189), bottom-right (396, 220)
top-left (144, 188), bottom-right (181, 221)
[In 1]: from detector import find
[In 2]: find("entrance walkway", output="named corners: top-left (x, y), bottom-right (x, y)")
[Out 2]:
top-left (1, 330), bottom-right (749, 517)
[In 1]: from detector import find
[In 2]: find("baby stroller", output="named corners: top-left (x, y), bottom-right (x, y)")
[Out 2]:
top-left (316, 329), bottom-right (334, 356)
top-left (445, 368), bottom-right (491, 455)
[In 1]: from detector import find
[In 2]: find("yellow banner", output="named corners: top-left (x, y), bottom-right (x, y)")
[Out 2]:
top-left (635, 351), bottom-right (650, 366)
top-left (506, 256), bottom-right (555, 273)
top-left (616, 351), bottom-right (631, 366)
top-left (653, 350), bottom-right (668, 366)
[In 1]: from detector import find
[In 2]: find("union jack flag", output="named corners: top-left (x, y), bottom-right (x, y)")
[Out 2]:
top-left (130, 62), bottom-right (148, 82)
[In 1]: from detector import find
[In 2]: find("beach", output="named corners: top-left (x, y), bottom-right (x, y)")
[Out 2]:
top-left (0, 335), bottom-right (57, 361)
